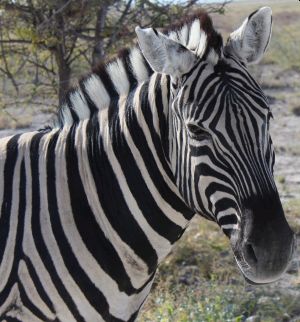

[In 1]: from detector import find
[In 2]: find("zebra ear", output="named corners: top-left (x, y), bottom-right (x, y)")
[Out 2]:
top-left (135, 26), bottom-right (197, 78)
top-left (225, 7), bottom-right (272, 65)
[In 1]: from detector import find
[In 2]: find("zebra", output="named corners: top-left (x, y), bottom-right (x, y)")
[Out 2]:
top-left (0, 6), bottom-right (295, 322)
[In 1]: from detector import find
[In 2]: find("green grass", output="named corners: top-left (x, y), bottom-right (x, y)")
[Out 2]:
top-left (141, 281), bottom-right (255, 322)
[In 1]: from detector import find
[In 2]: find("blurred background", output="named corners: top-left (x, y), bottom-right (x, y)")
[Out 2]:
top-left (0, 0), bottom-right (299, 321)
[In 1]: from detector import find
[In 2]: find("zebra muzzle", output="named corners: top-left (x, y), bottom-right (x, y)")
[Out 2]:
top-left (231, 198), bottom-right (296, 284)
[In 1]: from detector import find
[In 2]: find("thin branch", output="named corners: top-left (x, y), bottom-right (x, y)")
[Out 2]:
top-left (0, 39), bottom-right (32, 44)
top-left (106, 0), bottom-right (134, 49)
top-left (0, 24), bottom-right (19, 93)
top-left (69, 47), bottom-right (90, 64)
top-left (26, 59), bottom-right (56, 75)
top-left (68, 31), bottom-right (95, 41)
top-left (36, 0), bottom-right (73, 32)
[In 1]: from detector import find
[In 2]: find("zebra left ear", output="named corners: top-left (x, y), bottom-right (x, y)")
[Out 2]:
top-left (135, 26), bottom-right (197, 78)
top-left (225, 7), bottom-right (272, 65)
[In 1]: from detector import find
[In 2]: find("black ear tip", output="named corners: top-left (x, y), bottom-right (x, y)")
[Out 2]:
top-left (248, 7), bottom-right (272, 20)
top-left (248, 9), bottom-right (259, 20)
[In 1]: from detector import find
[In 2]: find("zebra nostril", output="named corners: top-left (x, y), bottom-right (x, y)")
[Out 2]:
top-left (244, 243), bottom-right (258, 264)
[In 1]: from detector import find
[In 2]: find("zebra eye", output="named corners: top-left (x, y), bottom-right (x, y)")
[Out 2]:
top-left (186, 124), bottom-right (210, 140)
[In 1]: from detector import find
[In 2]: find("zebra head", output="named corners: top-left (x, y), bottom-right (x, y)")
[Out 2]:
top-left (136, 8), bottom-right (295, 284)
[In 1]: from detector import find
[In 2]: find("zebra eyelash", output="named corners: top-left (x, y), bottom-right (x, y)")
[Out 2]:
top-left (186, 123), bottom-right (211, 140)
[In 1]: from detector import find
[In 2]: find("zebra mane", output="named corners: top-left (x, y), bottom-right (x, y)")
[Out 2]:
top-left (54, 10), bottom-right (222, 128)
top-left (163, 10), bottom-right (223, 59)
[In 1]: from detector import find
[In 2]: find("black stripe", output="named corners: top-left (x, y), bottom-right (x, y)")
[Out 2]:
top-left (19, 281), bottom-right (51, 321)
top-left (3, 316), bottom-right (23, 322)
top-left (86, 117), bottom-right (158, 274)
top-left (17, 159), bottom-right (26, 258)
top-left (93, 65), bottom-right (119, 98)
top-left (79, 78), bottom-right (99, 115)
top-left (186, 63), bottom-right (207, 102)
top-left (17, 162), bottom-right (51, 320)
top-left (205, 183), bottom-right (236, 212)
top-left (0, 134), bottom-right (21, 264)
top-left (30, 131), bottom-right (83, 322)
top-left (0, 135), bottom-right (23, 310)
top-left (219, 214), bottom-right (238, 226)
top-left (23, 255), bottom-right (55, 315)
top-left (139, 82), bottom-right (193, 218)
top-left (121, 49), bottom-right (137, 91)
top-left (65, 124), bottom-right (144, 299)
top-left (141, 54), bottom-right (153, 77)
top-left (109, 98), bottom-right (185, 243)
top-left (48, 127), bottom-right (125, 321)
top-left (214, 198), bottom-right (237, 217)
top-left (65, 92), bottom-right (80, 123)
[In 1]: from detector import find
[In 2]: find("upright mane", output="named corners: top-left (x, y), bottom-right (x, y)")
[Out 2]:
top-left (54, 10), bottom-right (222, 128)
top-left (163, 10), bottom-right (222, 59)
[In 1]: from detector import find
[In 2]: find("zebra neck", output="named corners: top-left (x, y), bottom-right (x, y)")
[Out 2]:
top-left (85, 73), bottom-right (195, 256)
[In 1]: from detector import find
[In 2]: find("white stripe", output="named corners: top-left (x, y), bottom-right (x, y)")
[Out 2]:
top-left (217, 207), bottom-right (240, 222)
top-left (118, 95), bottom-right (188, 228)
top-left (22, 130), bottom-right (76, 322)
top-left (18, 260), bottom-right (56, 320)
top-left (135, 74), bottom-right (184, 202)
top-left (178, 25), bottom-right (189, 46)
top-left (0, 133), bottom-right (27, 292)
top-left (196, 30), bottom-right (207, 57)
top-left (101, 110), bottom-right (173, 262)
top-left (0, 283), bottom-right (18, 316)
top-left (107, 59), bottom-right (130, 95)
top-left (55, 121), bottom-right (151, 320)
top-left (129, 47), bottom-right (150, 83)
top-left (84, 74), bottom-right (110, 110)
top-left (75, 121), bottom-right (149, 283)
top-left (39, 130), bottom-right (104, 322)
top-left (70, 89), bottom-right (90, 119)
top-left (188, 20), bottom-right (201, 51)
top-left (0, 135), bottom-right (14, 219)
top-left (60, 104), bottom-right (74, 126)
top-left (147, 75), bottom-right (161, 136)
top-left (222, 224), bottom-right (239, 230)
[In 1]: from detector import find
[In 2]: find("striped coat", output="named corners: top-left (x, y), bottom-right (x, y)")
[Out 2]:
top-left (0, 7), bottom-right (295, 322)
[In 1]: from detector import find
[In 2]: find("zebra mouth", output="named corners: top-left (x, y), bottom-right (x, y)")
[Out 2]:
top-left (243, 275), bottom-right (270, 286)
top-left (234, 254), bottom-right (272, 285)
top-left (233, 252), bottom-right (273, 285)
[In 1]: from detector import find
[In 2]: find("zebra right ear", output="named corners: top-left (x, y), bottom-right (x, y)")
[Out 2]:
top-left (225, 7), bottom-right (272, 65)
top-left (135, 27), bottom-right (197, 78)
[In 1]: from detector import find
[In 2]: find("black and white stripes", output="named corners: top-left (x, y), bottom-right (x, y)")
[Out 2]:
top-left (0, 7), bottom-right (294, 321)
